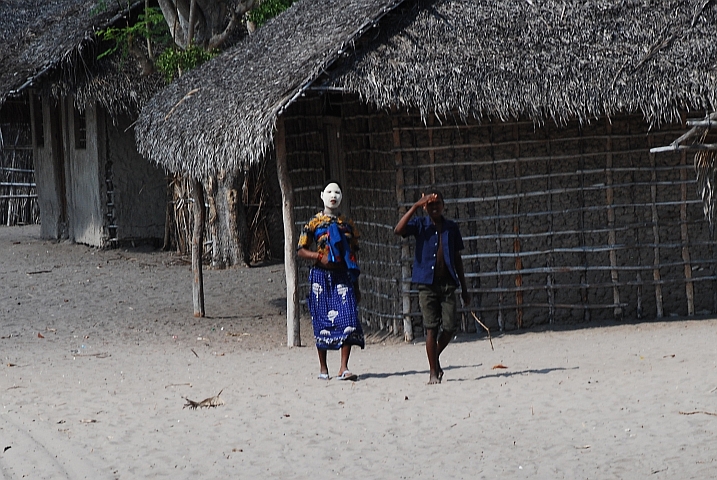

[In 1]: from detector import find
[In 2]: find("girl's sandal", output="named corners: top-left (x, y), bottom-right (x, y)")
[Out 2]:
top-left (337, 371), bottom-right (358, 381)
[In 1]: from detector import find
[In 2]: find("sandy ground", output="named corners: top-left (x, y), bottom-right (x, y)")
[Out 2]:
top-left (1, 225), bottom-right (717, 479)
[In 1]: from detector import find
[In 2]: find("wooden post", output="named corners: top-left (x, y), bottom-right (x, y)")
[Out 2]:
top-left (393, 117), bottom-right (413, 342)
top-left (629, 150), bottom-right (644, 319)
top-left (275, 117), bottom-right (300, 347)
top-left (428, 115), bottom-right (436, 185)
top-left (579, 128), bottom-right (590, 322)
top-left (490, 125), bottom-right (505, 330)
top-left (462, 126), bottom-right (477, 333)
top-left (680, 148), bottom-right (695, 315)
top-left (545, 136), bottom-right (555, 324)
top-left (605, 121), bottom-right (622, 320)
top-left (513, 126), bottom-right (523, 328)
top-left (368, 116), bottom-right (386, 332)
top-left (191, 178), bottom-right (205, 317)
top-left (648, 135), bottom-right (664, 318)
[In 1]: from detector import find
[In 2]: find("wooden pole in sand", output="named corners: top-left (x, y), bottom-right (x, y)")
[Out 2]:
top-left (648, 135), bottom-right (664, 318)
top-left (679, 138), bottom-right (695, 316)
top-left (393, 116), bottom-right (414, 342)
top-left (605, 121), bottom-right (622, 320)
top-left (191, 178), bottom-right (205, 317)
top-left (276, 117), bottom-right (301, 347)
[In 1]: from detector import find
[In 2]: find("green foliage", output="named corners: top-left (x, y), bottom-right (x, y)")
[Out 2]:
top-left (96, 6), bottom-right (170, 60)
top-left (247, 0), bottom-right (296, 27)
top-left (156, 45), bottom-right (218, 83)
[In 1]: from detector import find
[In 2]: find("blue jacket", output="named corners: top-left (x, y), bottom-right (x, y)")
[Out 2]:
top-left (402, 215), bottom-right (464, 286)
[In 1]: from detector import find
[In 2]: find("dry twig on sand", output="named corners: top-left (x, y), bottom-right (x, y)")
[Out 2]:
top-left (679, 410), bottom-right (717, 417)
top-left (471, 311), bottom-right (494, 351)
top-left (183, 389), bottom-right (225, 409)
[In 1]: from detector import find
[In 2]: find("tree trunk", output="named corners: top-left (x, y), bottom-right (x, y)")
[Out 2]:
top-left (207, 170), bottom-right (250, 268)
top-left (157, 0), bottom-right (258, 50)
top-left (191, 178), bottom-right (205, 317)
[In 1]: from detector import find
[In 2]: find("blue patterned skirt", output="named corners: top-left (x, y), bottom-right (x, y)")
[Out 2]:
top-left (307, 267), bottom-right (365, 350)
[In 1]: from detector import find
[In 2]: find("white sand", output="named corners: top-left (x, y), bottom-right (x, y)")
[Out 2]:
top-left (1, 225), bottom-right (717, 479)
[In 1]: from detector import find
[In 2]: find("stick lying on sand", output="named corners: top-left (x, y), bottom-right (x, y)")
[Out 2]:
top-left (471, 311), bottom-right (494, 351)
top-left (183, 389), bottom-right (225, 409)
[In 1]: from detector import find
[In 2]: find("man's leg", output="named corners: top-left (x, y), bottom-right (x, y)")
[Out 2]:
top-left (425, 327), bottom-right (441, 384)
top-left (435, 329), bottom-right (454, 382)
top-left (435, 286), bottom-right (457, 382)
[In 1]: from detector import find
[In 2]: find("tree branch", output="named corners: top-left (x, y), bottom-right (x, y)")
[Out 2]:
top-left (207, 0), bottom-right (258, 50)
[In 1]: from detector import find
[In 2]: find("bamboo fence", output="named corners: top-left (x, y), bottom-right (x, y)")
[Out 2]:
top-left (285, 96), bottom-right (717, 337)
top-left (0, 112), bottom-right (39, 226)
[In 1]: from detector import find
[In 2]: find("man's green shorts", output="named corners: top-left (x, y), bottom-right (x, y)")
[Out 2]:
top-left (418, 281), bottom-right (458, 332)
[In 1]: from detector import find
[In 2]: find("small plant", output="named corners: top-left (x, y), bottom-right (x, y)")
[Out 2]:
top-left (155, 45), bottom-right (218, 83)
top-left (247, 0), bottom-right (295, 27)
top-left (96, 6), bottom-right (169, 60)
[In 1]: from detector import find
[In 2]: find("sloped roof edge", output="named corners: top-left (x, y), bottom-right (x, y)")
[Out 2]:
top-left (135, 0), bottom-right (405, 180)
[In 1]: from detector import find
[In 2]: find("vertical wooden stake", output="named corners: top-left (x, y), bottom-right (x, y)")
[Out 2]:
top-left (579, 127), bottom-right (590, 322)
top-left (680, 145), bottom-right (695, 315)
top-left (490, 124), bottom-right (505, 330)
top-left (393, 117), bottom-right (413, 342)
top-left (546, 134), bottom-right (555, 324)
top-left (605, 121), bottom-right (622, 320)
top-left (428, 115), bottom-right (436, 185)
top-left (629, 146), bottom-right (644, 319)
top-left (648, 135), bottom-right (664, 318)
top-left (191, 178), bottom-right (205, 317)
top-left (513, 125), bottom-right (523, 328)
top-left (276, 117), bottom-right (300, 347)
top-left (368, 116), bottom-right (386, 332)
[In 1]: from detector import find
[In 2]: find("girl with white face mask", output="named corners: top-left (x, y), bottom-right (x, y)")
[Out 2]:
top-left (297, 181), bottom-right (363, 381)
top-left (321, 182), bottom-right (343, 214)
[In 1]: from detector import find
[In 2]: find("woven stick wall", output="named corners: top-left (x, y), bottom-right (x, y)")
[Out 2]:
top-left (286, 96), bottom-right (717, 337)
top-left (0, 96), bottom-right (39, 226)
top-left (165, 162), bottom-right (280, 264)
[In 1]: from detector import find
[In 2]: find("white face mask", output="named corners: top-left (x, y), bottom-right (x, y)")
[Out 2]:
top-left (321, 183), bottom-right (343, 212)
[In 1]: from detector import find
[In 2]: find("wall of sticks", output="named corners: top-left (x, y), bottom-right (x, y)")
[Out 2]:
top-left (0, 96), bottom-right (39, 227)
top-left (286, 95), bottom-right (717, 337)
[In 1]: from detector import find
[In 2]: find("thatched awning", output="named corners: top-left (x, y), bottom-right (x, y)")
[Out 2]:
top-left (135, 0), bottom-right (403, 179)
top-left (136, 0), bottom-right (717, 179)
top-left (0, 0), bottom-right (160, 116)
top-left (328, 0), bottom-right (717, 126)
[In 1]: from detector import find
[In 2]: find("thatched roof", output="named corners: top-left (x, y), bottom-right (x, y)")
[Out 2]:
top-left (135, 0), bottom-right (402, 179)
top-left (136, 0), bottom-right (717, 179)
top-left (329, 0), bottom-right (717, 125)
top-left (0, 0), bottom-right (161, 116)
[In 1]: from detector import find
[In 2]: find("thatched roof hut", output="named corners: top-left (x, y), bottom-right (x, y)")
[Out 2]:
top-left (135, 0), bottom-right (403, 177)
top-left (0, 0), bottom-right (161, 114)
top-left (1, 0), bottom-right (167, 247)
top-left (136, 0), bottom-right (717, 176)
top-left (136, 0), bottom-right (717, 342)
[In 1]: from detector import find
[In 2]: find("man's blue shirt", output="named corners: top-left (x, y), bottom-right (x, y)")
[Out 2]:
top-left (402, 215), bottom-right (464, 286)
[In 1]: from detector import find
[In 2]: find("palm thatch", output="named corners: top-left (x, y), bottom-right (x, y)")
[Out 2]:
top-left (328, 0), bottom-right (717, 126)
top-left (136, 0), bottom-right (717, 179)
top-left (0, 0), bottom-right (161, 116)
top-left (135, 0), bottom-right (403, 179)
